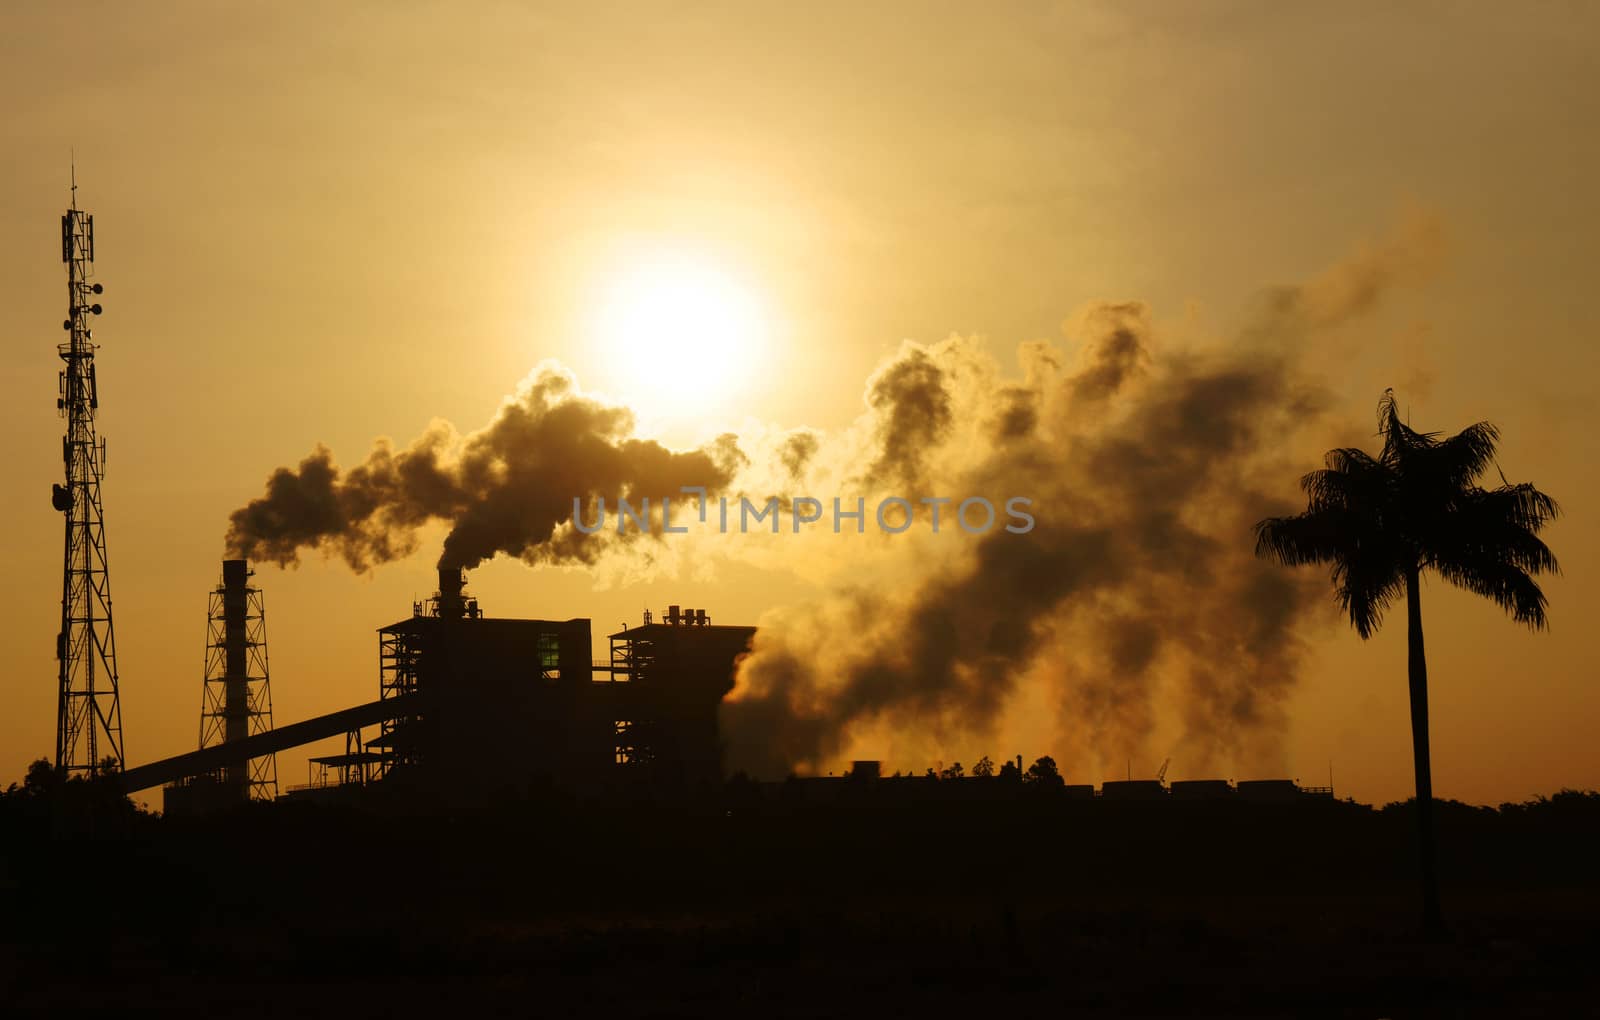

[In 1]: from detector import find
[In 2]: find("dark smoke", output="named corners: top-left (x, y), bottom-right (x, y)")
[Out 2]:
top-left (1067, 302), bottom-right (1150, 405)
top-left (991, 386), bottom-right (1038, 442)
top-left (722, 215), bottom-right (1443, 778)
top-left (723, 317), bottom-right (1325, 777)
top-left (862, 347), bottom-right (953, 489)
top-left (778, 430), bottom-right (820, 480)
top-left (226, 365), bottom-right (739, 571)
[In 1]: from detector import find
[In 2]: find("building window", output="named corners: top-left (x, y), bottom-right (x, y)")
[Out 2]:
top-left (538, 633), bottom-right (559, 681)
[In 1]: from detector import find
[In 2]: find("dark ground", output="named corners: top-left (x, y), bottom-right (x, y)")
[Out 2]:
top-left (2, 783), bottom-right (1597, 1017)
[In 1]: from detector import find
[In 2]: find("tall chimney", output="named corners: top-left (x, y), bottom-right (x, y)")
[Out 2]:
top-left (221, 558), bottom-right (251, 793)
top-left (437, 566), bottom-right (466, 621)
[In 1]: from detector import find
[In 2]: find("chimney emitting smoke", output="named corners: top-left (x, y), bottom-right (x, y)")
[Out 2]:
top-left (220, 558), bottom-right (251, 793)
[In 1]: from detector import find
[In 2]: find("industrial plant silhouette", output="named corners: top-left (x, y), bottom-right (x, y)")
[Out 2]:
top-left (10, 190), bottom-right (1597, 1017)
top-left (147, 561), bottom-right (760, 812)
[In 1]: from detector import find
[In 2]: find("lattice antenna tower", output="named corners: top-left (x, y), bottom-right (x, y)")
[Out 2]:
top-left (53, 167), bottom-right (124, 774)
top-left (200, 560), bottom-right (278, 800)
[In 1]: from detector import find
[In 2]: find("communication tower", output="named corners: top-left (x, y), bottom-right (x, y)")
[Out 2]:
top-left (53, 170), bottom-right (123, 774)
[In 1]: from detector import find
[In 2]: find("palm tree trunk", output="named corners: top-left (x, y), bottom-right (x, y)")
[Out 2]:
top-left (1406, 564), bottom-right (1444, 933)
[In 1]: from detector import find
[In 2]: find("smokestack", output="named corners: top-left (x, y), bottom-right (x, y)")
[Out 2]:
top-left (221, 558), bottom-right (251, 793)
top-left (437, 566), bottom-right (466, 621)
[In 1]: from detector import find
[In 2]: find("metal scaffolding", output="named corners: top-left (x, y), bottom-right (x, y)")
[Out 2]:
top-left (200, 560), bottom-right (277, 800)
top-left (376, 626), bottom-right (422, 779)
top-left (53, 173), bottom-right (124, 775)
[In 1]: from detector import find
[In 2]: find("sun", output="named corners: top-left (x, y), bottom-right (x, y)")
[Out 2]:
top-left (590, 250), bottom-right (768, 424)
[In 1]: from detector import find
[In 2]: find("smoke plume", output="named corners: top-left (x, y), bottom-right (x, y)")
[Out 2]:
top-left (720, 214), bottom-right (1445, 779)
top-left (226, 363), bottom-right (740, 571)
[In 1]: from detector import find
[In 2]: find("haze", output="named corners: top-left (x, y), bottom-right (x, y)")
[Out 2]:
top-left (1, 2), bottom-right (1595, 805)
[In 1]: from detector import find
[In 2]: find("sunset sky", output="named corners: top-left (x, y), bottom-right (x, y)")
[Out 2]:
top-left (1, 2), bottom-right (1595, 806)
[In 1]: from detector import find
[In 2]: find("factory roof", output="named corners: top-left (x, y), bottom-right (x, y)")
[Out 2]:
top-left (607, 622), bottom-right (757, 640)
top-left (378, 614), bottom-right (591, 634)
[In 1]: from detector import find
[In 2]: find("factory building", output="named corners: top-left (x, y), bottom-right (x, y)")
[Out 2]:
top-left (355, 569), bottom-right (756, 797)
top-left (146, 564), bottom-right (756, 811)
top-left (363, 570), bottom-right (606, 797)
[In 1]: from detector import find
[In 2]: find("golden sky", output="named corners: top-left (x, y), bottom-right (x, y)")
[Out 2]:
top-left (1, 2), bottom-right (1595, 805)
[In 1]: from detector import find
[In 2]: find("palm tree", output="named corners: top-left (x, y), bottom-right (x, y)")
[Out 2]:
top-left (1254, 390), bottom-right (1559, 932)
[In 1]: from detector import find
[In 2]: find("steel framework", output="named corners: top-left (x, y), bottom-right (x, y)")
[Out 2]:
top-left (607, 625), bottom-right (655, 766)
top-left (199, 561), bottom-right (278, 800)
top-left (373, 571), bottom-right (481, 780)
top-left (377, 627), bottom-right (422, 779)
top-left (53, 176), bottom-right (123, 775)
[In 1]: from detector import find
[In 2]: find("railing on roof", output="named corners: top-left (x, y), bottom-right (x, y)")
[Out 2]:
top-left (284, 777), bottom-right (343, 793)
